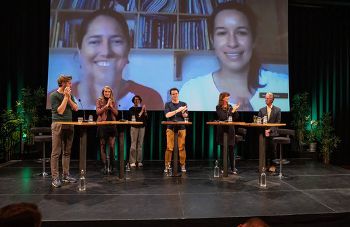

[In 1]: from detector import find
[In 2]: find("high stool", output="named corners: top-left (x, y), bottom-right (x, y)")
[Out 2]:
top-left (272, 129), bottom-right (295, 179)
top-left (233, 127), bottom-right (247, 174)
top-left (31, 127), bottom-right (52, 177)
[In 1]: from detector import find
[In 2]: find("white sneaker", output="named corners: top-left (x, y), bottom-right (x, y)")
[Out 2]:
top-left (137, 162), bottom-right (143, 167)
top-left (181, 165), bottom-right (186, 172)
top-left (130, 163), bottom-right (136, 167)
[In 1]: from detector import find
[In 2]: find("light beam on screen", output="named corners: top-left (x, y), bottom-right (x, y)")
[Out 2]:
top-left (319, 72), bottom-right (324, 116)
top-left (312, 86), bottom-right (317, 122)
top-left (209, 126), bottom-right (215, 160)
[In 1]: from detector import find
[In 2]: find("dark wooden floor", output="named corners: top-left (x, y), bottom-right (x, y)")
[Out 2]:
top-left (1, 158), bottom-right (350, 227)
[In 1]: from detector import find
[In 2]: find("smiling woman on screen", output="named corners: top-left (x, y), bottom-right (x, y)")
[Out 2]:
top-left (180, 2), bottom-right (288, 111)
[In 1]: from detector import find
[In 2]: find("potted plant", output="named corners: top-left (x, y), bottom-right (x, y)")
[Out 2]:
top-left (0, 110), bottom-right (23, 161)
top-left (305, 117), bottom-right (319, 152)
top-left (317, 112), bottom-right (341, 164)
top-left (291, 92), bottom-right (310, 152)
top-left (17, 87), bottom-right (48, 145)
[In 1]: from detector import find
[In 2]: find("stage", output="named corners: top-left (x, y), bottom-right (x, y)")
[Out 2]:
top-left (1, 158), bottom-right (350, 227)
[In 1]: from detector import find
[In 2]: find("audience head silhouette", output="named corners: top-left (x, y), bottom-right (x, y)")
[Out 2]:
top-left (0, 202), bottom-right (42, 227)
top-left (237, 217), bottom-right (269, 227)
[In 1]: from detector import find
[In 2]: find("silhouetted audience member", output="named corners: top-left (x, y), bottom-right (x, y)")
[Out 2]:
top-left (0, 202), bottom-right (42, 227)
top-left (237, 217), bottom-right (269, 227)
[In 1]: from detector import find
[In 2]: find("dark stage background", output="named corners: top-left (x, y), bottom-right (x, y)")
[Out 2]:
top-left (2, 0), bottom-right (350, 164)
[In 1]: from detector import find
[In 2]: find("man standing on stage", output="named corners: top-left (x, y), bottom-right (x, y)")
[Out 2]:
top-left (164, 88), bottom-right (188, 173)
top-left (258, 92), bottom-right (281, 172)
top-left (50, 75), bottom-right (78, 188)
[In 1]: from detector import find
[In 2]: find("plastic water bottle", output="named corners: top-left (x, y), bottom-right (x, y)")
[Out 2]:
top-left (214, 160), bottom-right (220, 178)
top-left (263, 116), bottom-right (268, 124)
top-left (131, 115), bottom-right (136, 122)
top-left (125, 163), bottom-right (131, 179)
top-left (260, 167), bottom-right (267, 188)
top-left (78, 170), bottom-right (86, 191)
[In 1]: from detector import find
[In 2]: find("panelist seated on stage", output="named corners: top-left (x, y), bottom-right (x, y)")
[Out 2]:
top-left (258, 92), bottom-right (281, 173)
top-left (216, 92), bottom-right (240, 173)
top-left (96, 86), bottom-right (118, 174)
top-left (164, 88), bottom-right (188, 173)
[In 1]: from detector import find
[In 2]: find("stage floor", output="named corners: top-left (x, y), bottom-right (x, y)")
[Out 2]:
top-left (1, 158), bottom-right (350, 226)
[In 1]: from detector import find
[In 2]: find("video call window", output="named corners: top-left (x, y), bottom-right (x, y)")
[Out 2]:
top-left (48, 0), bottom-right (289, 111)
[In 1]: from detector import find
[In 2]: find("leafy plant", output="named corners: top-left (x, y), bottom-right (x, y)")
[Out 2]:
top-left (17, 87), bottom-right (48, 144)
top-left (317, 113), bottom-right (341, 164)
top-left (0, 110), bottom-right (23, 161)
top-left (291, 92), bottom-right (310, 151)
top-left (305, 117), bottom-right (319, 143)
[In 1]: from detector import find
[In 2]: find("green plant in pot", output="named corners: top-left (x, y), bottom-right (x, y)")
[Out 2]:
top-left (291, 92), bottom-right (310, 152)
top-left (317, 112), bottom-right (340, 164)
top-left (306, 117), bottom-right (319, 152)
top-left (0, 110), bottom-right (23, 161)
top-left (17, 87), bottom-right (48, 145)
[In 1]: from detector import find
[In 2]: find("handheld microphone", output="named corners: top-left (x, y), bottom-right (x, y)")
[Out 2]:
top-left (118, 104), bottom-right (126, 122)
top-left (78, 99), bottom-right (87, 122)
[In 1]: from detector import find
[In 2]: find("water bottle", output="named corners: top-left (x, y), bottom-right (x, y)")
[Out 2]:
top-left (228, 115), bottom-right (232, 122)
top-left (214, 160), bottom-right (220, 178)
top-left (78, 170), bottom-right (86, 191)
top-left (263, 116), bottom-right (268, 124)
top-left (131, 115), bottom-right (136, 122)
top-left (125, 163), bottom-right (131, 180)
top-left (257, 117), bottom-right (262, 124)
top-left (260, 167), bottom-right (267, 188)
top-left (126, 162), bottom-right (131, 172)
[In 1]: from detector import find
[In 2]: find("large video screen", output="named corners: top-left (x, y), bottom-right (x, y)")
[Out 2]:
top-left (48, 0), bottom-right (289, 111)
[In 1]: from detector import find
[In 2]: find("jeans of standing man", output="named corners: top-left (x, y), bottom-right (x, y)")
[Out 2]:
top-left (165, 128), bottom-right (186, 167)
top-left (51, 123), bottom-right (74, 179)
top-left (129, 126), bottom-right (145, 164)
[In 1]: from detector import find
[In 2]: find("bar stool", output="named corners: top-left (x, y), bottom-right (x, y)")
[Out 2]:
top-left (272, 129), bottom-right (295, 179)
top-left (31, 127), bottom-right (52, 177)
top-left (233, 127), bottom-right (247, 174)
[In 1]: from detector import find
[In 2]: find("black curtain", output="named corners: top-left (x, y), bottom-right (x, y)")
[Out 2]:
top-left (289, 0), bottom-right (350, 164)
